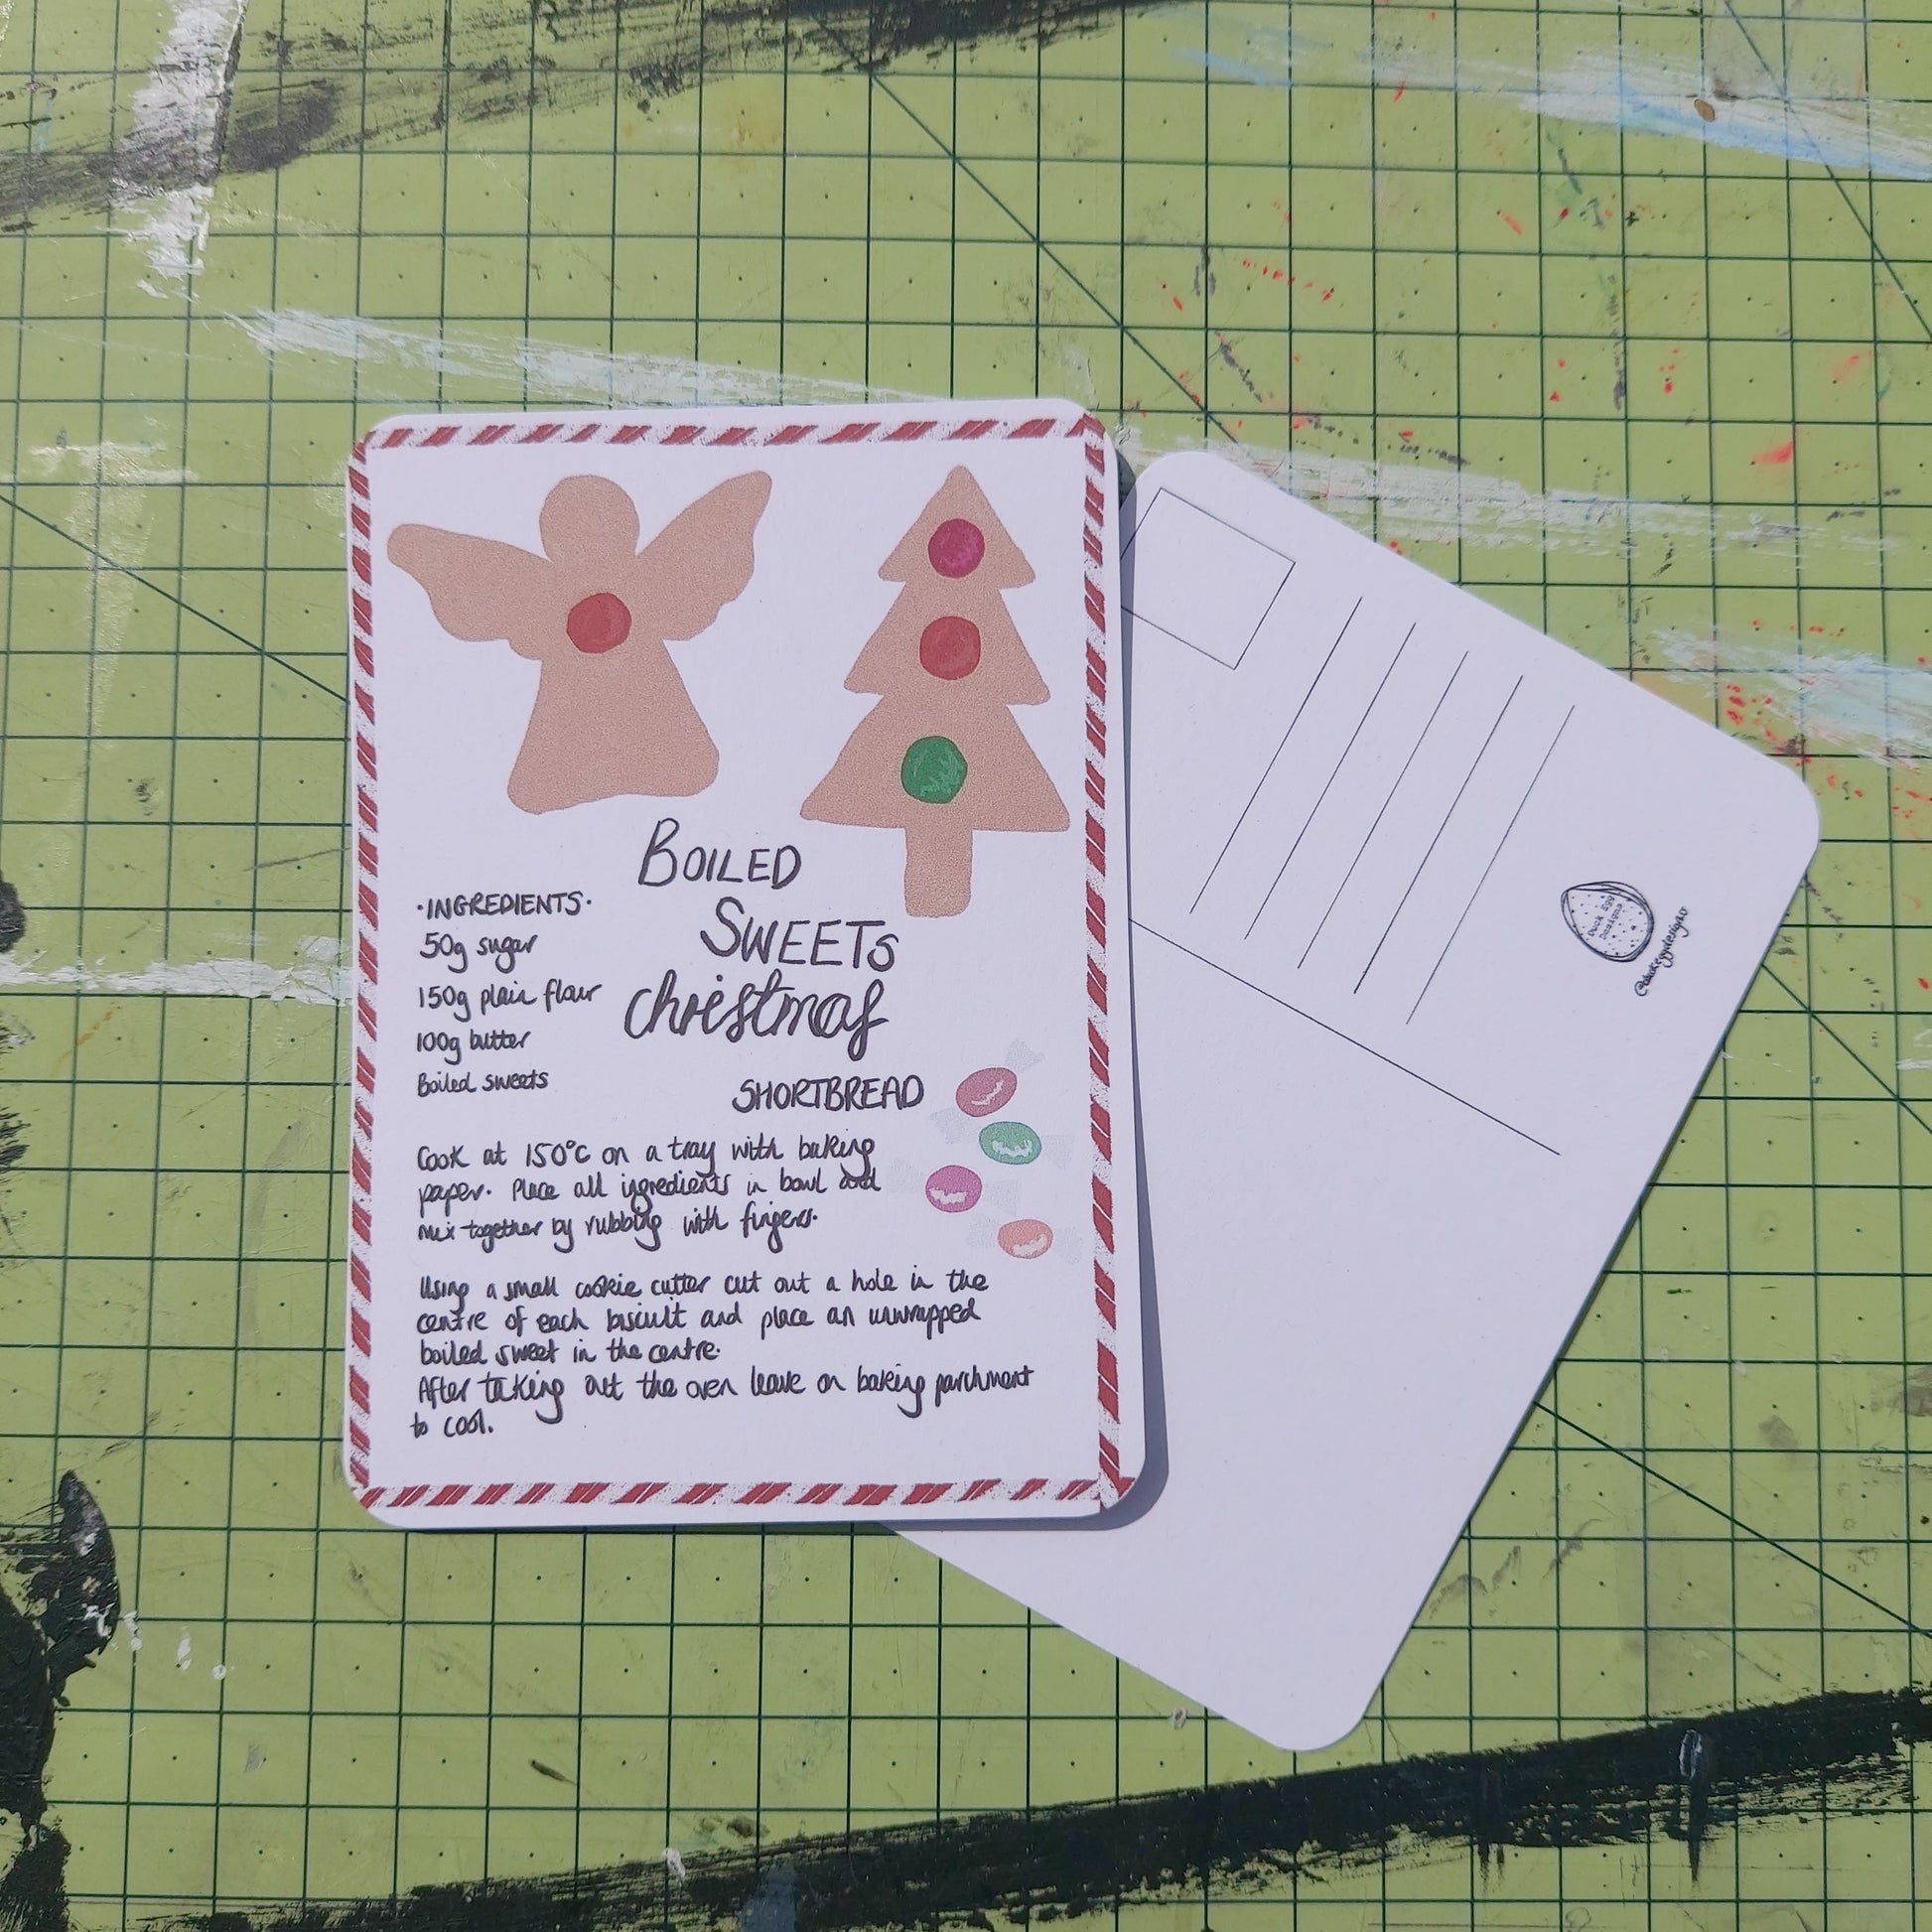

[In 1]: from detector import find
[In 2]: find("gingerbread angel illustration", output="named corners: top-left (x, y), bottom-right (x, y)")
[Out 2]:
top-left (388, 471), bottom-right (771, 813)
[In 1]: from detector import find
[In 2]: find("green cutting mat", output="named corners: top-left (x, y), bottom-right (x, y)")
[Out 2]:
top-left (1, 0), bottom-right (1928, 1920)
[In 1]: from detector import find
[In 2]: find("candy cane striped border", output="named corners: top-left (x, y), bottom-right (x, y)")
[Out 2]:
top-left (345, 409), bottom-right (1124, 1515)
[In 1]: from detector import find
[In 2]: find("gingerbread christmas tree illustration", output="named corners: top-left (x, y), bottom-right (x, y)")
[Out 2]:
top-left (802, 468), bottom-right (1068, 916)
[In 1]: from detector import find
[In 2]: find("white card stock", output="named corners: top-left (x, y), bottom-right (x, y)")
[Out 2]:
top-left (910, 450), bottom-right (1819, 1747)
top-left (344, 404), bottom-right (1141, 1525)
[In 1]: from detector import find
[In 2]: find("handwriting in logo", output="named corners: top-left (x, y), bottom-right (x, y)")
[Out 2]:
top-left (1634, 908), bottom-right (1691, 996)
top-left (1561, 882), bottom-right (1654, 963)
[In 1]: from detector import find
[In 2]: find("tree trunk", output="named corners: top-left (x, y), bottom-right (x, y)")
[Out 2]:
top-left (902, 815), bottom-right (974, 917)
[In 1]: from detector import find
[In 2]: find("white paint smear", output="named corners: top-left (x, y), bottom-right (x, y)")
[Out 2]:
top-left (1193, 36), bottom-right (1932, 180)
top-left (1657, 630), bottom-right (1932, 766)
top-left (114, 0), bottom-right (249, 293)
top-left (230, 309), bottom-right (921, 411)
top-left (238, 310), bottom-right (1885, 567)
top-left (1128, 434), bottom-right (1887, 561)
top-left (1526, 57), bottom-right (1932, 181)
top-left (0, 950), bottom-right (346, 1005)
top-left (30, 439), bottom-right (194, 740)
top-left (30, 439), bottom-right (192, 485)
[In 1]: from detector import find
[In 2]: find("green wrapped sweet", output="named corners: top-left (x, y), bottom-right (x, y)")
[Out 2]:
top-left (979, 1120), bottom-right (1041, 1167)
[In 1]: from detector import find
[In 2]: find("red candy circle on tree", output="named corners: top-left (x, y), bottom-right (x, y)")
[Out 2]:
top-left (566, 591), bottom-right (632, 653)
top-left (927, 517), bottom-right (986, 578)
top-left (918, 615), bottom-right (982, 680)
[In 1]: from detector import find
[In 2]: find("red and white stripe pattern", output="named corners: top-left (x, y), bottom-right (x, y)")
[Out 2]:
top-left (346, 446), bottom-right (378, 1493)
top-left (345, 408), bottom-right (1122, 1515)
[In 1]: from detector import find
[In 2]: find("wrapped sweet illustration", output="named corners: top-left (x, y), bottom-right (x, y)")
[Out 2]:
top-left (999, 1219), bottom-right (1054, 1259)
top-left (801, 468), bottom-right (1069, 916)
top-left (388, 472), bottom-right (771, 813)
top-left (927, 1057), bottom-right (1052, 1257)
top-left (925, 1165), bottom-right (983, 1213)
top-left (980, 1120), bottom-right (1042, 1166)
top-left (1562, 882), bottom-right (1654, 963)
top-left (956, 1065), bottom-right (1019, 1117)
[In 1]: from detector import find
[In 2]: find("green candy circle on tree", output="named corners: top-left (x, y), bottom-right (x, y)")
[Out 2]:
top-left (899, 735), bottom-right (968, 805)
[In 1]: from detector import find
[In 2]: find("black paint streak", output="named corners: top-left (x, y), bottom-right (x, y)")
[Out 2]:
top-left (0, 875), bottom-right (23, 1213)
top-left (152, 1690), bottom-right (1928, 1932)
top-left (0, 2), bottom-right (1156, 231)
top-left (1677, 1726), bottom-right (1710, 1880)
top-left (0, 1475), bottom-right (119, 1932)
top-left (0, 1827), bottom-right (69, 1932)
top-left (219, 81), bottom-right (345, 183)
top-left (0, 1476), bottom-right (119, 1828)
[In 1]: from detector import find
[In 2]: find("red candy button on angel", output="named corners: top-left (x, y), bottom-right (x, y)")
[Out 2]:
top-left (387, 471), bottom-right (772, 813)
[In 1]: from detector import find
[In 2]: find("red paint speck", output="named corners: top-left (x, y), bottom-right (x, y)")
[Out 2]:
top-left (1393, 82), bottom-right (1406, 100)
top-left (1549, 390), bottom-right (1562, 402)
top-left (1753, 440), bottom-right (1796, 466)
top-left (1559, 207), bottom-right (1571, 219)
top-left (1664, 380), bottom-right (1674, 393)
top-left (1832, 351), bottom-right (1863, 382)
top-left (1499, 210), bottom-right (1523, 235)
top-left (1918, 978), bottom-right (1929, 992)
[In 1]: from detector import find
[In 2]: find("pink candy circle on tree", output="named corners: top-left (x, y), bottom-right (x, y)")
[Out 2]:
top-left (928, 517), bottom-right (986, 578)
top-left (924, 1165), bottom-right (983, 1213)
top-left (955, 1066), bottom-right (1018, 1117)
top-left (566, 591), bottom-right (632, 653)
top-left (999, 1219), bottom-right (1053, 1259)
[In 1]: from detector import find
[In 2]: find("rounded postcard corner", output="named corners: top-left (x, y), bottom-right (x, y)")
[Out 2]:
top-left (1263, 1682), bottom-right (1381, 1757)
top-left (354, 409), bottom-right (429, 460)
top-left (1090, 1446), bottom-right (1155, 1519)
top-left (341, 1462), bottom-right (402, 1530)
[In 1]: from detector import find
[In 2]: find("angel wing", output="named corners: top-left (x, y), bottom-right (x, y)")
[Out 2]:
top-left (387, 524), bottom-right (546, 645)
top-left (632, 471), bottom-right (773, 641)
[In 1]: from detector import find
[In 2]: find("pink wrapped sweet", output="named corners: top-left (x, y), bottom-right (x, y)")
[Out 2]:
top-left (925, 1165), bottom-right (983, 1213)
